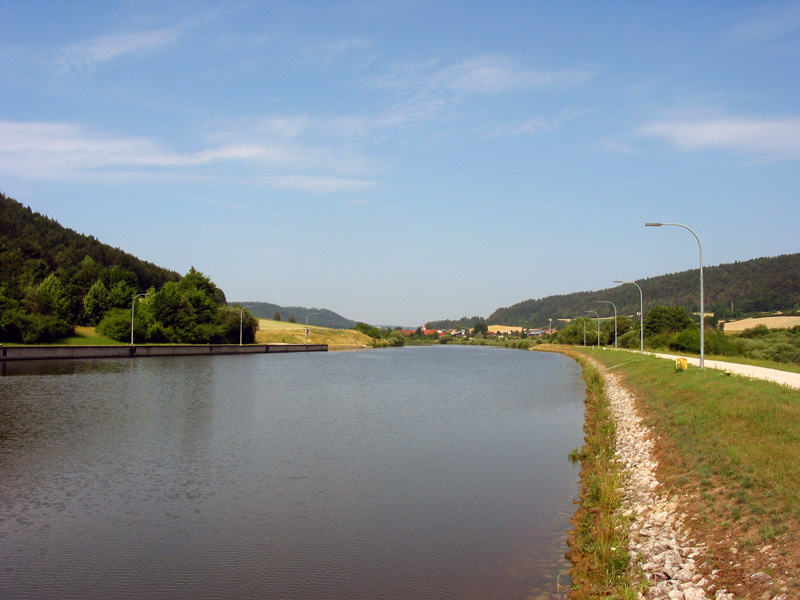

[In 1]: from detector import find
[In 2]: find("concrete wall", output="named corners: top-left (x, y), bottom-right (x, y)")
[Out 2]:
top-left (0, 344), bottom-right (327, 361)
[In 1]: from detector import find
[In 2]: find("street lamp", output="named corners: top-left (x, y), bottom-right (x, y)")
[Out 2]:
top-left (614, 280), bottom-right (644, 354)
top-left (240, 305), bottom-right (254, 346)
top-left (585, 310), bottom-right (600, 348)
top-left (646, 222), bottom-right (704, 369)
top-left (598, 300), bottom-right (617, 349)
top-left (305, 312), bottom-right (318, 340)
top-left (575, 316), bottom-right (586, 346)
top-left (130, 293), bottom-right (150, 345)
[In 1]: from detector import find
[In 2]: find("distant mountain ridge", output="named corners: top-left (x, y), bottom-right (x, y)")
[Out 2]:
top-left (232, 301), bottom-right (357, 330)
top-left (428, 253), bottom-right (800, 329)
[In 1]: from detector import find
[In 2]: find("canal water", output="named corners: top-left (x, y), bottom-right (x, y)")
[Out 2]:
top-left (0, 345), bottom-right (585, 600)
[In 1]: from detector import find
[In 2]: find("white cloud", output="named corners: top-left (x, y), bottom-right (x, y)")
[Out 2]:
top-left (263, 174), bottom-right (376, 194)
top-left (0, 120), bottom-right (376, 190)
top-left (729, 4), bottom-right (800, 44)
top-left (299, 38), bottom-right (375, 68)
top-left (52, 26), bottom-right (185, 74)
top-left (438, 55), bottom-right (593, 94)
top-left (484, 117), bottom-right (552, 138)
top-left (636, 117), bottom-right (800, 162)
top-left (368, 54), bottom-right (593, 97)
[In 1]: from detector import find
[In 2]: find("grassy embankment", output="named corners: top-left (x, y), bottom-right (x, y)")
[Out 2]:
top-left (50, 321), bottom-right (373, 348)
top-left (559, 348), bottom-right (641, 599)
top-left (566, 346), bottom-right (800, 598)
top-left (255, 319), bottom-right (372, 348)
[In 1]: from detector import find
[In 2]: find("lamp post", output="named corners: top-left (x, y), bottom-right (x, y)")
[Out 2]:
top-left (575, 316), bottom-right (586, 346)
top-left (598, 300), bottom-right (617, 349)
top-left (305, 312), bottom-right (318, 340)
top-left (585, 310), bottom-right (600, 348)
top-left (130, 293), bottom-right (150, 345)
top-left (646, 222), bottom-right (704, 369)
top-left (240, 305), bottom-right (254, 346)
top-left (614, 280), bottom-right (644, 354)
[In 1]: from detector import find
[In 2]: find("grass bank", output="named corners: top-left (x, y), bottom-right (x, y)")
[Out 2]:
top-left (558, 349), bottom-right (641, 599)
top-left (255, 319), bottom-right (372, 348)
top-left (21, 322), bottom-right (372, 349)
top-left (569, 347), bottom-right (800, 598)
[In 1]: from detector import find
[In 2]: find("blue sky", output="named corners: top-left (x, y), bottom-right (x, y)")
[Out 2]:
top-left (1, 1), bottom-right (799, 327)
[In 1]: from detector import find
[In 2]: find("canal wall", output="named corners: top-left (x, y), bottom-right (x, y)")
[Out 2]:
top-left (0, 343), bottom-right (327, 361)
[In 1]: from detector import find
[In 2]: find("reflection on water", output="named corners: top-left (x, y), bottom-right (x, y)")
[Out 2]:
top-left (0, 346), bottom-right (584, 600)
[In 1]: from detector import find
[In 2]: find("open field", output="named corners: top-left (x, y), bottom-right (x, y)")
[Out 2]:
top-left (723, 316), bottom-right (800, 332)
top-left (487, 325), bottom-right (523, 334)
top-left (256, 319), bottom-right (372, 348)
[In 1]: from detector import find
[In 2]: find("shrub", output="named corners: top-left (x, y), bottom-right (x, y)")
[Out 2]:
top-left (97, 309), bottom-right (136, 342)
top-left (648, 332), bottom-right (671, 350)
top-left (668, 329), bottom-right (700, 353)
top-left (617, 330), bottom-right (640, 349)
top-left (705, 331), bottom-right (744, 357)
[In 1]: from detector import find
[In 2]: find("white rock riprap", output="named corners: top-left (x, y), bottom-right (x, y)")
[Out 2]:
top-left (599, 368), bottom-right (715, 600)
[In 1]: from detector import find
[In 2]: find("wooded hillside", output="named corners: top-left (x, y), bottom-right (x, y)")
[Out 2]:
top-left (428, 253), bottom-right (800, 329)
top-left (0, 193), bottom-right (351, 342)
top-left (1, 194), bottom-right (180, 296)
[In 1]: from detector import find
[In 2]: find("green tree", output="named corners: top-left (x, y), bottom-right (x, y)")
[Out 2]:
top-left (644, 305), bottom-right (695, 336)
top-left (98, 308), bottom-right (137, 342)
top-left (82, 280), bottom-right (109, 325)
top-left (150, 281), bottom-right (193, 341)
top-left (219, 306), bottom-right (258, 344)
top-left (26, 273), bottom-right (69, 317)
top-left (355, 322), bottom-right (381, 338)
top-left (472, 322), bottom-right (488, 337)
top-left (107, 280), bottom-right (138, 310)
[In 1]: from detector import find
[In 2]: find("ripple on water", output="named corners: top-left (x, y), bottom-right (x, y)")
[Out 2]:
top-left (0, 348), bottom-right (584, 600)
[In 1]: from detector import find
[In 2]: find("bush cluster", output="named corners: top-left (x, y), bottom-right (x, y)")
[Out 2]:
top-left (96, 268), bottom-right (258, 345)
top-left (555, 304), bottom-right (800, 365)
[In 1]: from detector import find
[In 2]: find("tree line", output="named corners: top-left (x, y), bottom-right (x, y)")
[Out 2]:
top-left (428, 253), bottom-right (800, 331)
top-left (0, 194), bottom-right (256, 344)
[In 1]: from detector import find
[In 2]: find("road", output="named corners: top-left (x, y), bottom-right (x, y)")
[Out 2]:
top-left (650, 352), bottom-right (800, 390)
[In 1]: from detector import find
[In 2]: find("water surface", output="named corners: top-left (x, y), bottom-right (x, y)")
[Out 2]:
top-left (0, 345), bottom-right (584, 599)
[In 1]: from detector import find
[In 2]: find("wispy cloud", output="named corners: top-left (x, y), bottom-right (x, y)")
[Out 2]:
top-left (262, 174), bottom-right (376, 194)
top-left (0, 120), bottom-right (376, 192)
top-left (729, 4), bottom-right (800, 44)
top-left (636, 117), bottom-right (800, 162)
top-left (370, 54), bottom-right (594, 97)
top-left (299, 38), bottom-right (376, 68)
top-left (438, 55), bottom-right (593, 94)
top-left (52, 26), bottom-right (185, 74)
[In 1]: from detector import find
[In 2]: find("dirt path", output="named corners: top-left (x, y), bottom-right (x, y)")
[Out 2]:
top-left (649, 353), bottom-right (800, 390)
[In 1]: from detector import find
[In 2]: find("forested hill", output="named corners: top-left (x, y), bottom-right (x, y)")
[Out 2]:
top-left (1, 193), bottom-right (181, 295)
top-left (428, 253), bottom-right (800, 329)
top-left (235, 301), bottom-right (357, 330)
top-left (486, 254), bottom-right (800, 328)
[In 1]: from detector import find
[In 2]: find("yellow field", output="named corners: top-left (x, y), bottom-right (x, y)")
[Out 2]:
top-left (723, 316), bottom-right (800, 332)
top-left (488, 325), bottom-right (523, 333)
top-left (256, 319), bottom-right (372, 348)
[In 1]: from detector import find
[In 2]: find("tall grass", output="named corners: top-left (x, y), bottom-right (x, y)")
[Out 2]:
top-left (567, 354), bottom-right (642, 599)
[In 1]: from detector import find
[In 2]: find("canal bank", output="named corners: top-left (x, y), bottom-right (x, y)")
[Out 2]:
top-left (563, 346), bottom-right (799, 600)
top-left (0, 343), bottom-right (327, 361)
